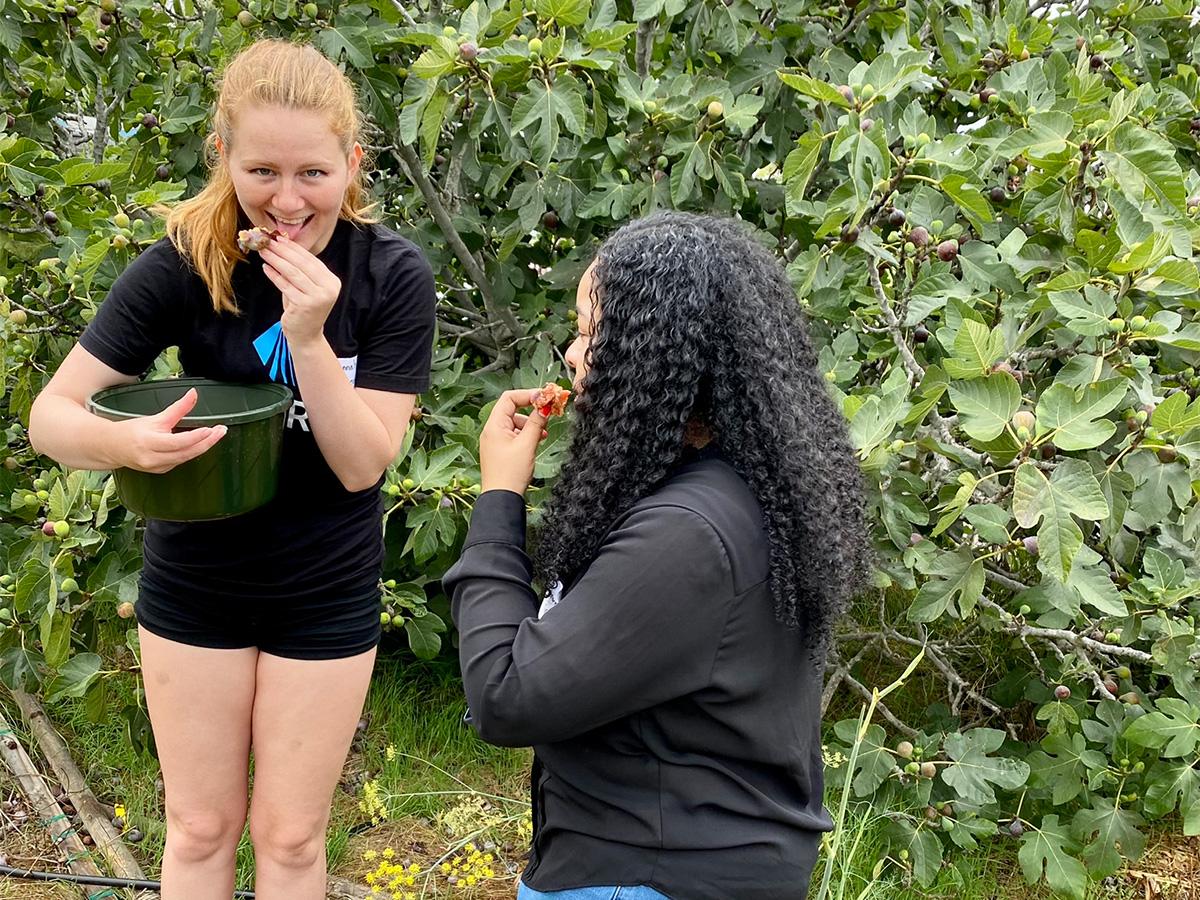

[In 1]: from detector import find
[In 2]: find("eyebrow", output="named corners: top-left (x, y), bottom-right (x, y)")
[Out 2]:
top-left (243, 160), bottom-right (334, 169)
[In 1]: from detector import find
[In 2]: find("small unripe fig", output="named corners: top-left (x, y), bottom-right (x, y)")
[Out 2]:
top-left (837, 84), bottom-right (854, 104)
top-left (1129, 314), bottom-right (1148, 331)
top-left (1107, 317), bottom-right (1125, 333)
top-left (1116, 665), bottom-right (1131, 679)
top-left (904, 761), bottom-right (920, 775)
top-left (9, 309), bottom-right (28, 325)
top-left (1012, 410), bottom-right (1036, 432)
top-left (860, 117), bottom-right (874, 132)
top-left (919, 761), bottom-right (936, 778)
top-left (116, 601), bottom-right (135, 618)
top-left (707, 100), bottom-right (724, 119)
top-left (1119, 691), bottom-right (1140, 705)
top-left (113, 211), bottom-right (130, 229)
top-left (1054, 684), bottom-right (1071, 700)
top-left (60, 578), bottom-right (79, 594)
top-left (936, 240), bottom-right (958, 261)
top-left (237, 9), bottom-right (255, 27)
top-left (896, 740), bottom-right (914, 759)
top-left (527, 37), bottom-right (543, 54)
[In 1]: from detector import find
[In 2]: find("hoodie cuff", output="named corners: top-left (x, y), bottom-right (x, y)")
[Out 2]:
top-left (463, 489), bottom-right (527, 549)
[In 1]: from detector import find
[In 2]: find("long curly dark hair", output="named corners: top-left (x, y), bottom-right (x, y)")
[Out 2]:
top-left (533, 211), bottom-right (872, 646)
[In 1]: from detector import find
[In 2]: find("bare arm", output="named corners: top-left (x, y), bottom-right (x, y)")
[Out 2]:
top-left (29, 344), bottom-right (227, 472)
top-left (289, 337), bottom-right (414, 492)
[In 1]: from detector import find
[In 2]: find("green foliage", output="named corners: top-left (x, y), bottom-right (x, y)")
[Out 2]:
top-left (3, 0), bottom-right (1200, 895)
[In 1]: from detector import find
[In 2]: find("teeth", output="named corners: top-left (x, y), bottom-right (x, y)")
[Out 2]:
top-left (272, 216), bottom-right (309, 225)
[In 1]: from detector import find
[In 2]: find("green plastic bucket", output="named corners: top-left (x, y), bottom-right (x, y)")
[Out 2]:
top-left (86, 378), bottom-right (293, 522)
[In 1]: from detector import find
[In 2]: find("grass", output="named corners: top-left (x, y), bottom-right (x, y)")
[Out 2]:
top-left (0, 640), bottom-right (1192, 899)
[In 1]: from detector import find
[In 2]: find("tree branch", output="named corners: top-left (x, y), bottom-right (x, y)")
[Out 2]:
top-left (635, 20), bottom-right (654, 79)
top-left (867, 262), bottom-right (924, 385)
top-left (394, 142), bottom-right (519, 362)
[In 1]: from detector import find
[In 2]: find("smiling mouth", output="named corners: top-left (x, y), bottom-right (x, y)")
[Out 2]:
top-left (268, 213), bottom-right (313, 229)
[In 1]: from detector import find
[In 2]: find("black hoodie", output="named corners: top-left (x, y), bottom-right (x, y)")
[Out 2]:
top-left (443, 453), bottom-right (832, 899)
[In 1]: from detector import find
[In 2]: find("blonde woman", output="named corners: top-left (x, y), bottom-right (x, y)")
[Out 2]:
top-left (29, 40), bottom-right (435, 899)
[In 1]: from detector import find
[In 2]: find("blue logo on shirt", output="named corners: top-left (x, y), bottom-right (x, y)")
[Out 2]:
top-left (253, 321), bottom-right (296, 386)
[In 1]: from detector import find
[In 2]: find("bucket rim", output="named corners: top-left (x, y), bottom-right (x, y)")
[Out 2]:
top-left (86, 377), bottom-right (294, 427)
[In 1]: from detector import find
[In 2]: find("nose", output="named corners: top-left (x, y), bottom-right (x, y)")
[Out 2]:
top-left (564, 336), bottom-right (580, 370)
top-left (272, 180), bottom-right (305, 214)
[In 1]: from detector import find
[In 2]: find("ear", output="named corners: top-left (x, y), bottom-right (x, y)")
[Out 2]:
top-left (348, 142), bottom-right (363, 177)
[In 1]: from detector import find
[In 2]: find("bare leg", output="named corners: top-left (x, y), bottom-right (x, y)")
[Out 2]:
top-left (139, 627), bottom-right (257, 900)
top-left (248, 647), bottom-right (377, 900)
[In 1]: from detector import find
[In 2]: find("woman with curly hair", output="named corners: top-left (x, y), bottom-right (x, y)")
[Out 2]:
top-left (443, 211), bottom-right (871, 900)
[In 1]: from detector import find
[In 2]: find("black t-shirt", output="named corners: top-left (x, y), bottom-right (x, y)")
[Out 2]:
top-left (80, 219), bottom-right (436, 603)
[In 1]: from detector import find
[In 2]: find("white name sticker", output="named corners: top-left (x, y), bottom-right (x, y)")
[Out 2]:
top-left (338, 356), bottom-right (358, 385)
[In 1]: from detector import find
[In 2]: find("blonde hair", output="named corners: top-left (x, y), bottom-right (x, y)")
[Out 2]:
top-left (163, 39), bottom-right (376, 314)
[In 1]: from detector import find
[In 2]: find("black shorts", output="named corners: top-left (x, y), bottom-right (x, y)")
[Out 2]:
top-left (134, 584), bottom-right (382, 660)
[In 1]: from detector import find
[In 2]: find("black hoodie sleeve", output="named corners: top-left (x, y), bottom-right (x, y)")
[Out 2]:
top-left (443, 489), bottom-right (735, 747)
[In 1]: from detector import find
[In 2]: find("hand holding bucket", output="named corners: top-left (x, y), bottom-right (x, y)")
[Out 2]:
top-left (117, 387), bottom-right (228, 474)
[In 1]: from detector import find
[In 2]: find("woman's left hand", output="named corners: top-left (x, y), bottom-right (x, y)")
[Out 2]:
top-left (480, 389), bottom-right (549, 496)
top-left (260, 237), bottom-right (341, 348)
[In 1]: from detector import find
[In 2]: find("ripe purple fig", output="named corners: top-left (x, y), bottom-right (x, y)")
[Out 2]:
top-left (1054, 684), bottom-right (1071, 700)
top-left (1022, 536), bottom-right (1039, 557)
top-left (909, 226), bottom-right (930, 247)
top-left (459, 41), bottom-right (478, 61)
top-left (936, 240), bottom-right (958, 262)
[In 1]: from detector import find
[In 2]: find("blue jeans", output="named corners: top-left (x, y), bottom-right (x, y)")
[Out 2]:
top-left (517, 883), bottom-right (671, 900)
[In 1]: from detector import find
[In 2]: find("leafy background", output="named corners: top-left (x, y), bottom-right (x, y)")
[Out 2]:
top-left (3, 0), bottom-right (1200, 894)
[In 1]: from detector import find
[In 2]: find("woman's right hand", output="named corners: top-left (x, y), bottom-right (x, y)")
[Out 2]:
top-left (114, 388), bottom-right (227, 473)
